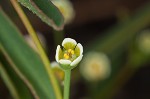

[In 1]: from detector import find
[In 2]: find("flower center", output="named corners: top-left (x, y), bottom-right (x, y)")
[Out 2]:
top-left (63, 49), bottom-right (75, 60)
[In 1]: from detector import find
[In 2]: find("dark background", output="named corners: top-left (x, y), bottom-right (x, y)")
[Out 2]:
top-left (0, 0), bottom-right (150, 99)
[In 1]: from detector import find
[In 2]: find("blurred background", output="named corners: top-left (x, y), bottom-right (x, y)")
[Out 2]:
top-left (0, 0), bottom-right (150, 99)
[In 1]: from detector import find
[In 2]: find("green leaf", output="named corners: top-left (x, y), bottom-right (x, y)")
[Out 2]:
top-left (0, 52), bottom-right (33, 99)
top-left (18, 0), bottom-right (64, 30)
top-left (0, 9), bottom-right (57, 99)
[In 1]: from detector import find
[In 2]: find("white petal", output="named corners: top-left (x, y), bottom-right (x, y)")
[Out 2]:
top-left (77, 43), bottom-right (83, 55)
top-left (55, 45), bottom-right (60, 62)
top-left (62, 38), bottom-right (77, 46)
top-left (70, 55), bottom-right (83, 66)
top-left (59, 59), bottom-right (71, 65)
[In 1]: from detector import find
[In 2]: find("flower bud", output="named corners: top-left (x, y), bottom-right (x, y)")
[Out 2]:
top-left (24, 32), bottom-right (46, 52)
top-left (51, 0), bottom-right (75, 24)
top-left (51, 61), bottom-right (64, 82)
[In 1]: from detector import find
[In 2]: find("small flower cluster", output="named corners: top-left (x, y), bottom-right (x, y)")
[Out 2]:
top-left (80, 52), bottom-right (111, 82)
top-left (137, 30), bottom-right (150, 54)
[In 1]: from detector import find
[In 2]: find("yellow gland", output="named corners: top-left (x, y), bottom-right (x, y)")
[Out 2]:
top-left (68, 49), bottom-right (72, 53)
top-left (64, 53), bottom-right (69, 59)
top-left (63, 49), bottom-right (75, 59)
top-left (68, 49), bottom-right (75, 55)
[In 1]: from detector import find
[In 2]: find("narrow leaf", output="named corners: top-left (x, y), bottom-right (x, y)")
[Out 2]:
top-left (18, 0), bottom-right (64, 30)
top-left (0, 52), bottom-right (33, 99)
top-left (0, 9), bottom-right (56, 99)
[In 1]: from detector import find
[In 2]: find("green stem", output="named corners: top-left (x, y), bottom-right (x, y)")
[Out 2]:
top-left (53, 30), bottom-right (64, 47)
top-left (64, 70), bottom-right (71, 99)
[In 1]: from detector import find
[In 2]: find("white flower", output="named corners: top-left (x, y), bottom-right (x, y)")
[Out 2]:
top-left (55, 38), bottom-right (83, 70)
top-left (137, 30), bottom-right (150, 54)
top-left (51, 0), bottom-right (75, 24)
top-left (80, 52), bottom-right (111, 82)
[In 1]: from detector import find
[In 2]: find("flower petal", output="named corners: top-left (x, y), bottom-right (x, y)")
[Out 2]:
top-left (77, 43), bottom-right (83, 55)
top-left (62, 38), bottom-right (77, 46)
top-left (55, 45), bottom-right (61, 62)
top-left (62, 38), bottom-right (77, 49)
top-left (74, 43), bottom-right (83, 57)
top-left (59, 59), bottom-right (71, 66)
top-left (70, 55), bottom-right (83, 66)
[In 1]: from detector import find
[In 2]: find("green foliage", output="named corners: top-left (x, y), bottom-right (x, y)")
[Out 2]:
top-left (18, 0), bottom-right (64, 30)
top-left (0, 53), bottom-right (33, 99)
top-left (0, 10), bottom-right (56, 99)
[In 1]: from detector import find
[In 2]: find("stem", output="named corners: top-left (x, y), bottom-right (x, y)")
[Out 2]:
top-left (53, 30), bottom-right (64, 47)
top-left (10, 0), bottom-right (62, 99)
top-left (64, 70), bottom-right (71, 99)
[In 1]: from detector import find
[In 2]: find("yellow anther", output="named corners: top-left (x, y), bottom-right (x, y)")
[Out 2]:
top-left (64, 53), bottom-right (69, 59)
top-left (71, 50), bottom-right (74, 54)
